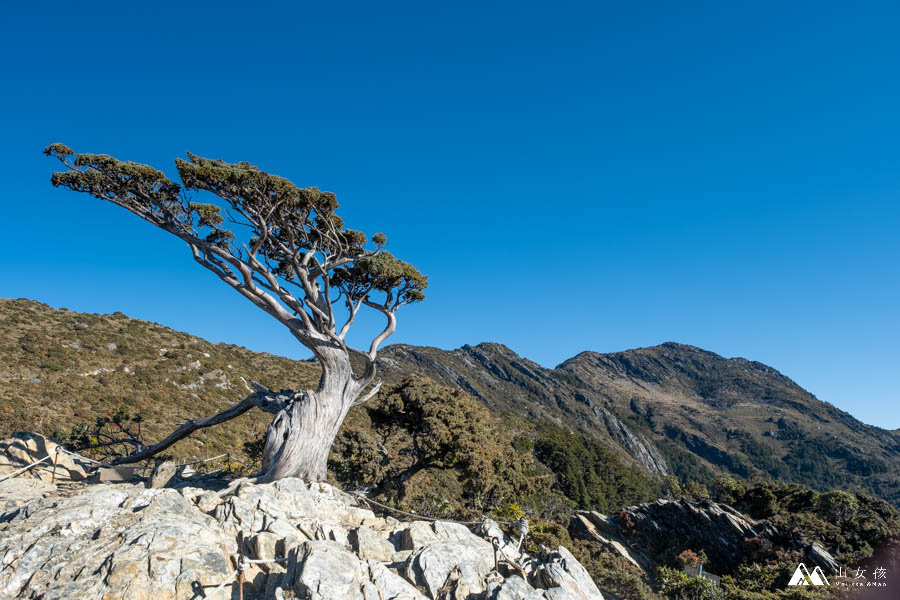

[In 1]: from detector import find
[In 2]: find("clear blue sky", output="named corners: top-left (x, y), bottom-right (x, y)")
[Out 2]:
top-left (1, 2), bottom-right (898, 427)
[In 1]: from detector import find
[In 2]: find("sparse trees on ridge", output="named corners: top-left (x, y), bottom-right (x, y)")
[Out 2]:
top-left (44, 143), bottom-right (427, 482)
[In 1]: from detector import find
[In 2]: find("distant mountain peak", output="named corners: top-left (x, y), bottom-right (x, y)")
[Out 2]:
top-left (375, 334), bottom-right (899, 505)
top-left (461, 341), bottom-right (519, 354)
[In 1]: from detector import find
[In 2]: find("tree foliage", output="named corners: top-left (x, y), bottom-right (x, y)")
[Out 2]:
top-left (711, 479), bottom-right (900, 563)
top-left (330, 376), bottom-right (567, 518)
top-left (45, 144), bottom-right (426, 379)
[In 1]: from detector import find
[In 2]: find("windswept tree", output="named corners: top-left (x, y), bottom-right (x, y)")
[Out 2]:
top-left (44, 144), bottom-right (427, 482)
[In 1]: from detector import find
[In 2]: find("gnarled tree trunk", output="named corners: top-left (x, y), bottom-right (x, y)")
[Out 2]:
top-left (110, 346), bottom-right (380, 484)
top-left (257, 391), bottom-right (345, 482)
top-left (258, 347), bottom-right (361, 482)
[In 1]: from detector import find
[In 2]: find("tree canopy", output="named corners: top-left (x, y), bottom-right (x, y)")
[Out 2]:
top-left (45, 144), bottom-right (427, 382)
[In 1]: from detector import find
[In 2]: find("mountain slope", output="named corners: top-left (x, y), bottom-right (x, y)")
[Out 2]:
top-left (2, 297), bottom-right (898, 506)
top-left (371, 343), bottom-right (670, 476)
top-left (375, 342), bottom-right (900, 504)
top-left (0, 297), bottom-right (321, 462)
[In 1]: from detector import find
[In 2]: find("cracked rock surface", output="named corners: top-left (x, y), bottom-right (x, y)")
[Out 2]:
top-left (0, 474), bottom-right (602, 600)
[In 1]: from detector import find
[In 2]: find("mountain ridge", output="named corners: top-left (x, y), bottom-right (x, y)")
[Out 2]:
top-left (2, 297), bottom-right (898, 506)
top-left (374, 336), bottom-right (900, 505)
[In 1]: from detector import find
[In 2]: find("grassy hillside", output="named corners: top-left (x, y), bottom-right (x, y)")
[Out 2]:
top-left (0, 297), bottom-right (320, 462)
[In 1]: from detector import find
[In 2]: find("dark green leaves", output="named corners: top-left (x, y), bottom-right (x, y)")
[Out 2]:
top-left (175, 153), bottom-right (301, 208)
top-left (48, 149), bottom-right (184, 226)
top-left (43, 143), bottom-right (74, 157)
top-left (333, 252), bottom-right (428, 305)
top-left (189, 202), bottom-right (224, 228)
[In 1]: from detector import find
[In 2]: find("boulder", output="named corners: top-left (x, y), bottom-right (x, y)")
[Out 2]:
top-left (366, 559), bottom-right (426, 600)
top-left (486, 574), bottom-right (545, 600)
top-left (316, 520), bottom-right (351, 546)
top-left (283, 541), bottom-right (366, 599)
top-left (404, 538), bottom-right (495, 598)
top-left (249, 531), bottom-right (282, 562)
top-left (0, 432), bottom-right (90, 483)
top-left (147, 460), bottom-right (179, 488)
top-left (528, 546), bottom-right (604, 600)
top-left (401, 520), bottom-right (440, 550)
top-left (479, 518), bottom-right (522, 560)
top-left (351, 525), bottom-right (397, 562)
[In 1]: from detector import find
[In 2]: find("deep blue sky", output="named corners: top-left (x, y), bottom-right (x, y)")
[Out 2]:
top-left (1, 2), bottom-right (898, 427)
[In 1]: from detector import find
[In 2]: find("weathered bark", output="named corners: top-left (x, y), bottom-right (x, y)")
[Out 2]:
top-left (257, 392), bottom-right (339, 481)
top-left (258, 346), bottom-right (362, 482)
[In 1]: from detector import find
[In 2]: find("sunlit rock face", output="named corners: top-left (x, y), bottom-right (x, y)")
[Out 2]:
top-left (0, 469), bottom-right (603, 600)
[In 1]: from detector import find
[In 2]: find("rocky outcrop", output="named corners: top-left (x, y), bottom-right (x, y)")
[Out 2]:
top-left (0, 484), bottom-right (236, 599)
top-left (595, 408), bottom-right (669, 476)
top-left (804, 541), bottom-right (840, 576)
top-left (0, 474), bottom-right (603, 599)
top-left (0, 432), bottom-right (91, 483)
top-left (0, 478), bottom-right (57, 514)
top-left (570, 498), bottom-right (839, 577)
top-left (570, 512), bottom-right (650, 573)
top-left (572, 498), bottom-right (774, 574)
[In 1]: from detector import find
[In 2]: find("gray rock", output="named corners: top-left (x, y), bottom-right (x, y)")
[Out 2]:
top-left (266, 516), bottom-right (309, 552)
top-left (284, 541), bottom-right (365, 599)
top-left (0, 478), bottom-right (56, 513)
top-left (479, 518), bottom-right (522, 560)
top-left (147, 460), bottom-right (179, 488)
top-left (401, 520), bottom-right (439, 550)
top-left (367, 559), bottom-right (426, 600)
top-left (571, 498), bottom-right (778, 575)
top-left (404, 538), bottom-right (495, 599)
top-left (805, 540), bottom-right (840, 574)
top-left (433, 520), bottom-right (475, 542)
top-left (569, 512), bottom-right (648, 571)
top-left (0, 432), bottom-right (90, 483)
top-left (250, 531), bottom-right (282, 561)
top-left (351, 525), bottom-right (397, 562)
top-left (0, 485), bottom-right (237, 599)
top-left (0, 439), bottom-right (604, 600)
top-left (391, 550), bottom-right (414, 564)
top-left (486, 575), bottom-right (545, 600)
top-left (316, 520), bottom-right (351, 546)
top-left (529, 546), bottom-right (604, 600)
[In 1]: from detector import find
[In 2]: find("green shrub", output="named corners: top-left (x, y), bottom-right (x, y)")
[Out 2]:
top-left (533, 421), bottom-right (661, 512)
top-left (712, 477), bottom-right (746, 506)
top-left (657, 566), bottom-right (724, 600)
